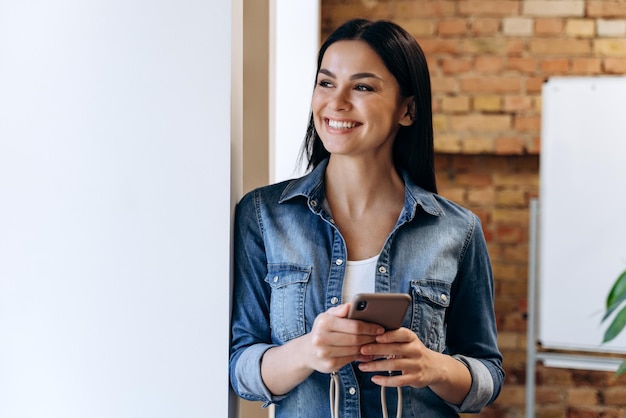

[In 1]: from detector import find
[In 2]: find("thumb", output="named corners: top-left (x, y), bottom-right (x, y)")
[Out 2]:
top-left (327, 303), bottom-right (350, 318)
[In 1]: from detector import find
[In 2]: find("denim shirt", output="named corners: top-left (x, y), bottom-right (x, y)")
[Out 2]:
top-left (230, 159), bottom-right (504, 418)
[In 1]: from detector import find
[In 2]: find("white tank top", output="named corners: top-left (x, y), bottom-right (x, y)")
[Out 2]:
top-left (341, 254), bottom-right (379, 303)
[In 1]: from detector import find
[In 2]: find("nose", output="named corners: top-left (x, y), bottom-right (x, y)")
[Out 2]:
top-left (329, 87), bottom-right (351, 111)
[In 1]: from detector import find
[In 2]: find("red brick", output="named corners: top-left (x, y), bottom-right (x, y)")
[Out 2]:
top-left (470, 18), bottom-right (501, 35)
top-left (571, 57), bottom-right (602, 74)
top-left (495, 136), bottom-right (526, 154)
top-left (454, 172), bottom-right (493, 187)
top-left (566, 387), bottom-right (599, 406)
top-left (526, 77), bottom-right (546, 93)
top-left (419, 39), bottom-right (460, 55)
top-left (441, 96), bottom-right (470, 112)
top-left (458, 1), bottom-right (520, 17)
top-left (394, 19), bottom-right (437, 37)
top-left (438, 19), bottom-right (467, 36)
top-left (508, 57), bottom-right (538, 73)
top-left (430, 76), bottom-right (459, 93)
top-left (467, 187), bottom-right (495, 205)
top-left (395, 1), bottom-right (457, 18)
top-left (497, 385), bottom-right (526, 406)
top-left (504, 96), bottom-right (534, 111)
top-left (496, 188), bottom-right (528, 206)
top-left (604, 386), bottom-right (626, 406)
top-left (529, 38), bottom-right (592, 55)
top-left (541, 58), bottom-right (571, 74)
top-left (461, 137), bottom-right (495, 153)
top-left (535, 18), bottom-right (565, 35)
top-left (440, 58), bottom-right (473, 74)
top-left (474, 56), bottom-right (505, 73)
top-left (462, 38), bottom-right (525, 55)
top-left (450, 114), bottom-right (512, 131)
top-left (587, 1), bottom-right (626, 18)
top-left (536, 386), bottom-right (565, 404)
top-left (461, 77), bottom-right (522, 93)
top-left (496, 225), bottom-right (525, 243)
top-left (604, 57), bottom-right (626, 73)
top-left (514, 115), bottom-right (541, 132)
top-left (594, 38), bottom-right (626, 56)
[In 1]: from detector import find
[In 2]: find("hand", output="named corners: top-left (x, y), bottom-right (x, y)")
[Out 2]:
top-left (356, 327), bottom-right (440, 388)
top-left (307, 303), bottom-right (385, 374)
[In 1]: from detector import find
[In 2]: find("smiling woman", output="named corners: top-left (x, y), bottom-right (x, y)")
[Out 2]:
top-left (311, 40), bottom-right (413, 167)
top-left (229, 19), bottom-right (504, 418)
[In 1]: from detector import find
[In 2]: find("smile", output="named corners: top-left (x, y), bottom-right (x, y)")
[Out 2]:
top-left (326, 119), bottom-right (360, 130)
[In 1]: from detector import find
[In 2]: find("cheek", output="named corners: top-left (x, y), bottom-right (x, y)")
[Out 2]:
top-left (310, 95), bottom-right (324, 128)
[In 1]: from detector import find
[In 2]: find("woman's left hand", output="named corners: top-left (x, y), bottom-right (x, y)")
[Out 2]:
top-left (356, 327), bottom-right (472, 405)
top-left (357, 327), bottom-right (439, 388)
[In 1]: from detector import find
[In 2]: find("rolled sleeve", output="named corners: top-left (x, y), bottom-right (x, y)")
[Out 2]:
top-left (233, 343), bottom-right (288, 405)
top-left (447, 355), bottom-right (495, 413)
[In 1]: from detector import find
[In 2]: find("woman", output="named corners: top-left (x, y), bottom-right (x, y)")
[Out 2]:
top-left (230, 19), bottom-right (504, 418)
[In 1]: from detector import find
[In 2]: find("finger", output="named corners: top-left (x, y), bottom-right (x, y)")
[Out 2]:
top-left (326, 303), bottom-right (350, 318)
top-left (357, 356), bottom-right (401, 373)
top-left (360, 342), bottom-right (401, 357)
top-left (370, 373), bottom-right (415, 388)
top-left (374, 327), bottom-right (414, 343)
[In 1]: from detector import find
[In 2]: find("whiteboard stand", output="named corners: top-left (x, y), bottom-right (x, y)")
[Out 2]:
top-left (525, 198), bottom-right (623, 418)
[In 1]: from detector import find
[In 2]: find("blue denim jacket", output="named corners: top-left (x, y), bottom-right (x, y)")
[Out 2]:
top-left (230, 159), bottom-right (504, 418)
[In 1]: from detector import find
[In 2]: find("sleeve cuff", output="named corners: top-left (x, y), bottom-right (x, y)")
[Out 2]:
top-left (447, 355), bottom-right (494, 413)
top-left (234, 343), bottom-right (288, 405)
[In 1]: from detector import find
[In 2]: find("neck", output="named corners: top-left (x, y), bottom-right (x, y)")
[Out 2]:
top-left (325, 156), bottom-right (404, 217)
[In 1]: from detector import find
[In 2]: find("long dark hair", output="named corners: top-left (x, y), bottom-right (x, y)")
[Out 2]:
top-left (300, 18), bottom-right (437, 193)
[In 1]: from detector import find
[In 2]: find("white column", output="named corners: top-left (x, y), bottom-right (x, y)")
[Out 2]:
top-left (0, 1), bottom-right (239, 417)
top-left (269, 0), bottom-right (320, 184)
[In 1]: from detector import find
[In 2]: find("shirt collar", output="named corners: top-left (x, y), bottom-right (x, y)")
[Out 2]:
top-left (279, 158), bottom-right (444, 219)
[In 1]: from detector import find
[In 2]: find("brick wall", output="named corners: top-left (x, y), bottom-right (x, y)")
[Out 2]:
top-left (321, 1), bottom-right (626, 417)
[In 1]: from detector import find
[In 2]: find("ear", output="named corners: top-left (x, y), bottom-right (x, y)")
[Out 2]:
top-left (399, 97), bottom-right (415, 127)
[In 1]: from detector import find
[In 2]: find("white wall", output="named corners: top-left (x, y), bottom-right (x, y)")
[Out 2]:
top-left (0, 1), bottom-right (237, 417)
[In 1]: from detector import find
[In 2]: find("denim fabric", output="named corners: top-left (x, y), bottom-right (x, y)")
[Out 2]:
top-left (229, 159), bottom-right (504, 418)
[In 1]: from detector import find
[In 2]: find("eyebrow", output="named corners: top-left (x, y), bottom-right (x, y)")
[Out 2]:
top-left (318, 68), bottom-right (382, 81)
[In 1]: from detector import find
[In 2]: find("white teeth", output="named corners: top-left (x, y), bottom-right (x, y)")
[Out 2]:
top-left (328, 119), bottom-right (357, 129)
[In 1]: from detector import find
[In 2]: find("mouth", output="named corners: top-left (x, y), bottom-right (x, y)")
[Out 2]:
top-left (325, 118), bottom-right (361, 130)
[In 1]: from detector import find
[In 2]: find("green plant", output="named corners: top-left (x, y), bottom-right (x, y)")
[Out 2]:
top-left (602, 269), bottom-right (626, 376)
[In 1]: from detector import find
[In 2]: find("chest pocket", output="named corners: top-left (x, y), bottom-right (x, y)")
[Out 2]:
top-left (265, 264), bottom-right (312, 344)
top-left (409, 279), bottom-right (451, 353)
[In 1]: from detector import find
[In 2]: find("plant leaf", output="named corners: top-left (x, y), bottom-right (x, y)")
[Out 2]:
top-left (603, 304), bottom-right (626, 343)
top-left (616, 359), bottom-right (626, 377)
top-left (607, 270), bottom-right (626, 309)
top-left (602, 294), bottom-right (626, 323)
top-left (602, 270), bottom-right (626, 322)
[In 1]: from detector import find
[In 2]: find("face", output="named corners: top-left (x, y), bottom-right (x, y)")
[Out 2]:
top-left (311, 40), bottom-right (413, 161)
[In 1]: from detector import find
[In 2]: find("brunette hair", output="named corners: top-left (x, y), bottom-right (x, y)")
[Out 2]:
top-left (300, 18), bottom-right (437, 193)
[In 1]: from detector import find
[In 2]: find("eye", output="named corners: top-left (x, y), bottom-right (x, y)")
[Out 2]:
top-left (317, 79), bottom-right (333, 88)
top-left (354, 84), bottom-right (374, 92)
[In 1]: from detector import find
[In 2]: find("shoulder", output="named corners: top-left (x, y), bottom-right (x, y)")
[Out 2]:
top-left (432, 193), bottom-right (480, 224)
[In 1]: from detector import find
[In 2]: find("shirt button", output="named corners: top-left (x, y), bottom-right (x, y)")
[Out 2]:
top-left (310, 199), bottom-right (318, 207)
top-left (348, 387), bottom-right (356, 395)
top-left (330, 218), bottom-right (335, 224)
top-left (378, 266), bottom-right (387, 274)
top-left (273, 276), bottom-right (279, 283)
top-left (335, 259), bottom-right (343, 266)
top-left (331, 297), bottom-right (339, 305)
top-left (441, 294), bottom-right (448, 302)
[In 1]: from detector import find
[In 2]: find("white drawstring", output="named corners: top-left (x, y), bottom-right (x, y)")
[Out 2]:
top-left (380, 374), bottom-right (403, 418)
top-left (330, 371), bottom-right (340, 418)
top-left (329, 369), bottom-right (402, 418)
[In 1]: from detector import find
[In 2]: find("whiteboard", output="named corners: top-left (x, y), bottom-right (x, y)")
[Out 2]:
top-left (539, 76), bottom-right (626, 354)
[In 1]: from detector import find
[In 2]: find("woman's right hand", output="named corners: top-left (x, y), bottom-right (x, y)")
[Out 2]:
top-left (306, 303), bottom-right (385, 373)
top-left (260, 303), bottom-right (384, 396)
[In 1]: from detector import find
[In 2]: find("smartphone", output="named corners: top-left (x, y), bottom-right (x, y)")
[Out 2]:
top-left (347, 293), bottom-right (411, 330)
